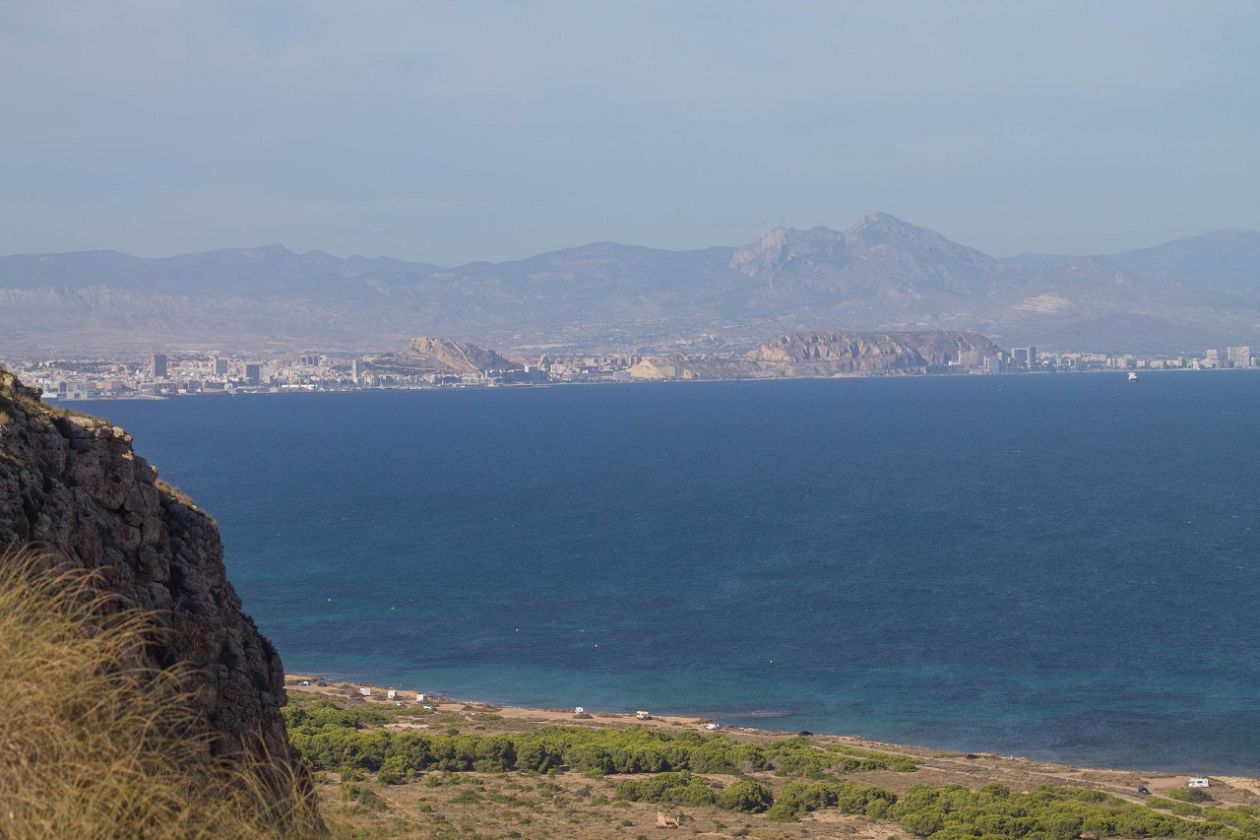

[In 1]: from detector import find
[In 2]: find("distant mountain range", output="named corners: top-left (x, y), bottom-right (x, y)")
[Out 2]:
top-left (2, 213), bottom-right (1258, 356)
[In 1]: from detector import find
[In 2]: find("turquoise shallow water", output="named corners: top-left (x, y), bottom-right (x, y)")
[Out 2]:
top-left (77, 373), bottom-right (1260, 772)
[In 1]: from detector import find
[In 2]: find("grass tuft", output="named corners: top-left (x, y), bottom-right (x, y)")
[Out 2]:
top-left (0, 546), bottom-right (323, 838)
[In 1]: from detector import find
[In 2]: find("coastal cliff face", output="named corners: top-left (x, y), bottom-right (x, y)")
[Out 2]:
top-left (369, 336), bottom-right (521, 376)
top-left (629, 330), bottom-right (1001, 380)
top-left (0, 368), bottom-right (292, 765)
top-left (745, 330), bottom-right (1000, 371)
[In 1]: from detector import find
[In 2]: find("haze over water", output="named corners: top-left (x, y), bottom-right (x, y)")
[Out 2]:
top-left (79, 373), bottom-right (1260, 773)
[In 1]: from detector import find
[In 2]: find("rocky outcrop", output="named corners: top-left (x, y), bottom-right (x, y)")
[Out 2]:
top-left (745, 330), bottom-right (1000, 372)
top-left (368, 336), bottom-right (521, 376)
top-left (626, 354), bottom-right (700, 381)
top-left (0, 368), bottom-right (292, 767)
top-left (628, 330), bottom-right (1001, 380)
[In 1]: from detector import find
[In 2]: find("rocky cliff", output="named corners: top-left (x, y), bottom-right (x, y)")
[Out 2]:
top-left (628, 330), bottom-right (1001, 380)
top-left (745, 330), bottom-right (1000, 372)
top-left (368, 336), bottom-right (521, 376)
top-left (0, 368), bottom-right (293, 767)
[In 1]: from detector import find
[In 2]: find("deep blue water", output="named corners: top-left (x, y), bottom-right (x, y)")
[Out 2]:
top-left (75, 373), bottom-right (1260, 772)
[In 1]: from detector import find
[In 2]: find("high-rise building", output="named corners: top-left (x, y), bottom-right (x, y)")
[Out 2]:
top-left (1027, 346), bottom-right (1038, 370)
top-left (1011, 348), bottom-right (1030, 369)
top-left (351, 359), bottom-right (363, 383)
top-left (1227, 345), bottom-right (1252, 368)
top-left (151, 353), bottom-right (168, 378)
top-left (213, 356), bottom-right (228, 375)
top-left (244, 363), bottom-right (262, 384)
top-left (1204, 348), bottom-right (1222, 368)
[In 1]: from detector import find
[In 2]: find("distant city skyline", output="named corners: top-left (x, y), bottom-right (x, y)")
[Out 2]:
top-left (2, 1), bottom-right (1258, 264)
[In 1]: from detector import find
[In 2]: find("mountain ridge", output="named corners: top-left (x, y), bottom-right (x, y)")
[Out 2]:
top-left (2, 215), bottom-right (1258, 355)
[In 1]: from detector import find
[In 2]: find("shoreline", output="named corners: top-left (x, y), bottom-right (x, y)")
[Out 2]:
top-left (52, 364), bottom-right (1260, 402)
top-left (285, 673), bottom-right (1260, 806)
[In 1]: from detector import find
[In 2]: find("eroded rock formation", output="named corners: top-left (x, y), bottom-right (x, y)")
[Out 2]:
top-left (0, 367), bottom-right (292, 766)
top-left (628, 330), bottom-right (1001, 380)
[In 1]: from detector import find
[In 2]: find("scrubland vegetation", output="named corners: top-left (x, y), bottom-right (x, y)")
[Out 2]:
top-left (286, 698), bottom-right (918, 779)
top-left (288, 693), bottom-right (1260, 840)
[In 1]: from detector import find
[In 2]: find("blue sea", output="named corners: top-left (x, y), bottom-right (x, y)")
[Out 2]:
top-left (75, 373), bottom-right (1260, 773)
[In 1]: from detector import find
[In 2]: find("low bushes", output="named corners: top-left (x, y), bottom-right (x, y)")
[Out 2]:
top-left (284, 708), bottom-right (917, 779)
top-left (888, 783), bottom-right (1253, 840)
top-left (281, 694), bottom-right (1260, 839)
top-left (767, 780), bottom-right (898, 821)
top-left (614, 772), bottom-right (717, 807)
top-left (717, 780), bottom-right (775, 813)
top-left (1169, 787), bottom-right (1215, 803)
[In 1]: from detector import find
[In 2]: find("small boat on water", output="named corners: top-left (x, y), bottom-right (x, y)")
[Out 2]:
top-left (1128, 371), bottom-right (1139, 382)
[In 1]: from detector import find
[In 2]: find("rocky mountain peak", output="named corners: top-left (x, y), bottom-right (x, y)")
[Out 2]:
top-left (846, 210), bottom-right (920, 237)
top-left (728, 212), bottom-right (1007, 298)
top-left (843, 211), bottom-right (987, 263)
top-left (729, 225), bottom-right (845, 278)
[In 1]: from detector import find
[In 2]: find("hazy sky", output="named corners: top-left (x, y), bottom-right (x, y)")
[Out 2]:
top-left (2, 1), bottom-right (1257, 264)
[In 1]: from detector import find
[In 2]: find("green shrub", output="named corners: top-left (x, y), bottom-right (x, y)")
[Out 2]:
top-left (1202, 807), bottom-right (1260, 835)
top-left (887, 783), bottom-right (1234, 840)
top-left (766, 781), bottom-right (897, 821)
top-left (283, 697), bottom-right (388, 731)
top-left (614, 772), bottom-right (716, 807)
top-left (284, 702), bottom-right (915, 780)
top-left (1168, 801), bottom-right (1203, 816)
top-left (825, 743), bottom-right (919, 772)
top-left (376, 756), bottom-right (414, 785)
top-left (717, 780), bottom-right (774, 814)
top-left (1170, 787), bottom-right (1214, 803)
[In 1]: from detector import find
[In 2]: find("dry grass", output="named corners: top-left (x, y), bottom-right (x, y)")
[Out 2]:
top-left (313, 770), bottom-right (898, 840)
top-left (0, 547), bottom-right (322, 839)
